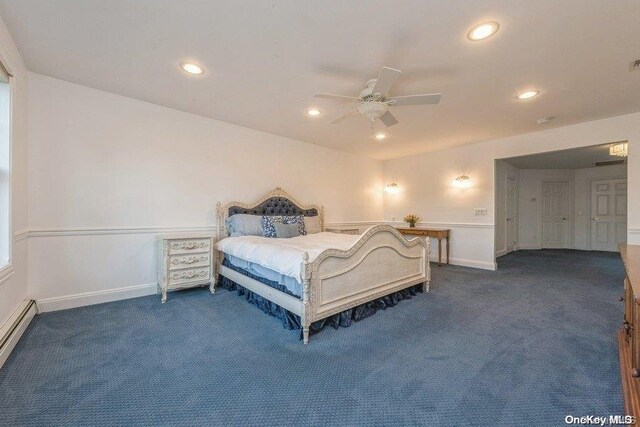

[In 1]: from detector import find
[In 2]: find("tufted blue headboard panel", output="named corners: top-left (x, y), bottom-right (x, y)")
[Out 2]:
top-left (228, 197), bottom-right (318, 217)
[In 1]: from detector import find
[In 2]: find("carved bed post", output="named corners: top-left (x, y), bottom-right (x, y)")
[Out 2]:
top-left (211, 201), bottom-right (222, 294)
top-left (300, 252), bottom-right (311, 344)
top-left (423, 240), bottom-right (431, 292)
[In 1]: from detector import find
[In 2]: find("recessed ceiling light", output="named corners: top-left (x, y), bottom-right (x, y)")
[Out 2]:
top-left (180, 62), bottom-right (204, 75)
top-left (517, 90), bottom-right (540, 100)
top-left (374, 132), bottom-right (387, 140)
top-left (467, 22), bottom-right (499, 41)
top-left (306, 108), bottom-right (321, 117)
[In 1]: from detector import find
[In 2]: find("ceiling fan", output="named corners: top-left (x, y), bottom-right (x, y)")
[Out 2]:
top-left (314, 66), bottom-right (441, 128)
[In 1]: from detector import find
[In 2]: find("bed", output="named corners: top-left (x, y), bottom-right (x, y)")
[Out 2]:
top-left (212, 187), bottom-right (430, 344)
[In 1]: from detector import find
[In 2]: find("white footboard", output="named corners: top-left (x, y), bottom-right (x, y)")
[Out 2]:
top-left (300, 224), bottom-right (430, 343)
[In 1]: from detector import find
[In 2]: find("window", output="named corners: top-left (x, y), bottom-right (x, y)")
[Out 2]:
top-left (0, 61), bottom-right (11, 270)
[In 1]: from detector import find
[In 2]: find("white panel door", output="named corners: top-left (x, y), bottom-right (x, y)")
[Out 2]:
top-left (505, 177), bottom-right (517, 253)
top-left (541, 182), bottom-right (571, 248)
top-left (591, 179), bottom-right (627, 252)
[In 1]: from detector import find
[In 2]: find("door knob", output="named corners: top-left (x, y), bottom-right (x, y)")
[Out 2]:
top-left (592, 217), bottom-right (600, 221)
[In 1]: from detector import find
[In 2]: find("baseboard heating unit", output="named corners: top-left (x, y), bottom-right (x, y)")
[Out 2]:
top-left (0, 300), bottom-right (37, 369)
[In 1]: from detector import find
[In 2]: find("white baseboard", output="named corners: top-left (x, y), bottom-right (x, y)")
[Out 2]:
top-left (37, 283), bottom-right (158, 313)
top-left (495, 249), bottom-right (507, 258)
top-left (447, 257), bottom-right (497, 271)
top-left (0, 300), bottom-right (37, 369)
top-left (517, 244), bottom-right (542, 250)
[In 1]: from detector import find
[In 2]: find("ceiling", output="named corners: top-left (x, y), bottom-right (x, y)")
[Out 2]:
top-left (503, 143), bottom-right (628, 169)
top-left (1, 1), bottom-right (639, 160)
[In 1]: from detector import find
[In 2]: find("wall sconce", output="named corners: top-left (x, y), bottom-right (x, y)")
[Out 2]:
top-left (452, 175), bottom-right (472, 189)
top-left (609, 142), bottom-right (628, 157)
top-left (384, 183), bottom-right (400, 194)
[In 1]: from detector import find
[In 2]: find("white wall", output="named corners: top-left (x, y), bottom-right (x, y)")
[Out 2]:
top-left (27, 73), bottom-right (384, 310)
top-left (383, 112), bottom-right (640, 270)
top-left (0, 14), bottom-right (28, 327)
top-left (494, 160), bottom-right (519, 256)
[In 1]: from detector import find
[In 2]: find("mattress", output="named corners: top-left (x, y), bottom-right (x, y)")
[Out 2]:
top-left (225, 254), bottom-right (303, 297)
top-left (216, 232), bottom-right (360, 280)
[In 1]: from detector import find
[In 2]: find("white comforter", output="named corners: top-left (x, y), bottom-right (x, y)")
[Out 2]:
top-left (216, 232), bottom-right (360, 279)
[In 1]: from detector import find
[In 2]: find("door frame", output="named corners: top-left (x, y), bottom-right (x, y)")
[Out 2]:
top-left (504, 176), bottom-right (518, 254)
top-left (539, 180), bottom-right (573, 249)
top-left (587, 175), bottom-right (627, 250)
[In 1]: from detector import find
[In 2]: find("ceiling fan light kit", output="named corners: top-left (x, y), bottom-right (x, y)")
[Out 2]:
top-left (314, 66), bottom-right (442, 138)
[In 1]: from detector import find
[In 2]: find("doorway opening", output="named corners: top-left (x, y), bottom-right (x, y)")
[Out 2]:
top-left (494, 142), bottom-right (628, 261)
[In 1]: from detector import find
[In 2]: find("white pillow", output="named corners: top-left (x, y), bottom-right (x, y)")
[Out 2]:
top-left (303, 215), bottom-right (322, 234)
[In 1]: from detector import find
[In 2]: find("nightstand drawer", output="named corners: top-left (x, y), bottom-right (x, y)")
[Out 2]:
top-left (168, 267), bottom-right (211, 286)
top-left (168, 239), bottom-right (211, 255)
top-left (169, 253), bottom-right (210, 270)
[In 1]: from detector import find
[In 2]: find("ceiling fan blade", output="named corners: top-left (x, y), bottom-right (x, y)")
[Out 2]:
top-left (314, 93), bottom-right (359, 102)
top-left (387, 93), bottom-right (441, 106)
top-left (330, 110), bottom-right (358, 124)
top-left (372, 66), bottom-right (401, 96)
top-left (379, 111), bottom-right (399, 127)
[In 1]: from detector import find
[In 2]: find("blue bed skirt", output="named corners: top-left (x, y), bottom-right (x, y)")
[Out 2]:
top-left (218, 257), bottom-right (424, 338)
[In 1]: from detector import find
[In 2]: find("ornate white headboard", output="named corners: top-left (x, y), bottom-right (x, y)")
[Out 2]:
top-left (216, 187), bottom-right (324, 241)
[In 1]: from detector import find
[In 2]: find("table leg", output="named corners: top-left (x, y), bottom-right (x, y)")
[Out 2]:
top-left (438, 238), bottom-right (442, 266)
top-left (446, 236), bottom-right (450, 265)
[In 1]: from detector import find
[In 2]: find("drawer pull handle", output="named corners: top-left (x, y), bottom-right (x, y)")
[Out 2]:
top-left (171, 241), bottom-right (208, 251)
top-left (170, 270), bottom-right (207, 280)
top-left (620, 296), bottom-right (625, 301)
top-left (171, 256), bottom-right (207, 266)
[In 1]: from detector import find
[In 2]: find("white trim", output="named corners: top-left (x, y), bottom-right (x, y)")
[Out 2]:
top-left (495, 249), bottom-right (508, 258)
top-left (18, 222), bottom-right (381, 239)
top-left (36, 283), bottom-right (158, 312)
top-left (0, 263), bottom-right (14, 286)
top-left (0, 300), bottom-right (36, 369)
top-left (517, 244), bottom-right (542, 250)
top-left (629, 229), bottom-right (640, 236)
top-left (326, 221), bottom-right (381, 228)
top-left (448, 257), bottom-right (496, 270)
top-left (386, 221), bottom-right (493, 230)
top-left (13, 228), bottom-right (27, 242)
top-left (28, 225), bottom-right (217, 238)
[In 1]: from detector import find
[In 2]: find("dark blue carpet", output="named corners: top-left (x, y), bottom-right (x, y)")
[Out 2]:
top-left (0, 250), bottom-right (625, 426)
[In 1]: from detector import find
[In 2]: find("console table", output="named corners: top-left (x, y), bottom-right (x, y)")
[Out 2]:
top-left (619, 243), bottom-right (640, 418)
top-left (396, 227), bottom-right (450, 266)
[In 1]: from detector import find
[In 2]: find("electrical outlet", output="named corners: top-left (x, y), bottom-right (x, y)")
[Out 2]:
top-left (474, 208), bottom-right (488, 216)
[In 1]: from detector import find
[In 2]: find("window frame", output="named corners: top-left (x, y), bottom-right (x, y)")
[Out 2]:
top-left (0, 53), bottom-right (15, 287)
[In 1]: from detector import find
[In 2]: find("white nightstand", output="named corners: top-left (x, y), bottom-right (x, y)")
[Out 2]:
top-left (325, 227), bottom-right (361, 235)
top-left (157, 233), bottom-right (215, 303)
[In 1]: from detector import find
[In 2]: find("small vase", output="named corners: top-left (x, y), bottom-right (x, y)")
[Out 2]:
top-left (409, 222), bottom-right (416, 228)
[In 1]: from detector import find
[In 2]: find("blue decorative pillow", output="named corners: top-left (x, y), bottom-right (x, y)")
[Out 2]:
top-left (226, 214), bottom-right (263, 237)
top-left (262, 215), bottom-right (306, 238)
top-left (274, 223), bottom-right (301, 238)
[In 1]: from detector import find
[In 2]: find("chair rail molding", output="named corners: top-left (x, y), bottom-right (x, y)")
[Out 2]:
top-left (18, 221), bottom-right (384, 239)
top-left (386, 221), bottom-right (494, 229)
